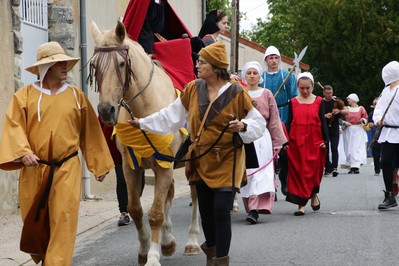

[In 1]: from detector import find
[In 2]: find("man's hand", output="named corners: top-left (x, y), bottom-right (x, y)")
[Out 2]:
top-left (21, 153), bottom-right (40, 167)
top-left (325, 112), bottom-right (333, 119)
top-left (95, 173), bottom-right (107, 182)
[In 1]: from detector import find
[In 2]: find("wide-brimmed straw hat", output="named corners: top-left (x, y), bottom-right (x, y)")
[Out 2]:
top-left (25, 41), bottom-right (80, 75)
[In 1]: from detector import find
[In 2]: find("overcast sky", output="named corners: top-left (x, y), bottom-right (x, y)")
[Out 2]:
top-left (239, 0), bottom-right (269, 31)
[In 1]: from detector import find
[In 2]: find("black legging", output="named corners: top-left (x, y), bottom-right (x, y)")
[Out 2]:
top-left (278, 149), bottom-right (288, 188)
top-left (115, 164), bottom-right (128, 213)
top-left (325, 129), bottom-right (340, 170)
top-left (196, 182), bottom-right (234, 258)
top-left (115, 164), bottom-right (145, 213)
top-left (372, 142), bottom-right (382, 174)
top-left (381, 142), bottom-right (399, 192)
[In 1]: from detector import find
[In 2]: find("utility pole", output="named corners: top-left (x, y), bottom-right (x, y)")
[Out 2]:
top-left (230, 0), bottom-right (239, 74)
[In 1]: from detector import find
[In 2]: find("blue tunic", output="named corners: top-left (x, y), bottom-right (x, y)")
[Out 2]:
top-left (260, 69), bottom-right (297, 126)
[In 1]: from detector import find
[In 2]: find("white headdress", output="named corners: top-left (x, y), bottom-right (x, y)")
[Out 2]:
top-left (347, 93), bottom-right (360, 103)
top-left (241, 61), bottom-right (264, 84)
top-left (382, 61), bottom-right (399, 86)
top-left (297, 72), bottom-right (314, 85)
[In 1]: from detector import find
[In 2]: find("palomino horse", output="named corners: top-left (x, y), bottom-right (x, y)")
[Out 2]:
top-left (90, 21), bottom-right (200, 266)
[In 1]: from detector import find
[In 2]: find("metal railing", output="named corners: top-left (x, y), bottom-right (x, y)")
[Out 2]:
top-left (21, 0), bottom-right (48, 30)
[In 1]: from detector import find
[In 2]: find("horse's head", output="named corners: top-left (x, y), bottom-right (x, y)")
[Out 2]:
top-left (90, 20), bottom-right (135, 125)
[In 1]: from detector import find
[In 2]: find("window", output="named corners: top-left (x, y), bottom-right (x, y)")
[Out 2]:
top-left (21, 0), bottom-right (48, 29)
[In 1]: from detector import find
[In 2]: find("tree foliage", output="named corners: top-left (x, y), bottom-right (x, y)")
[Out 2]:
top-left (249, 0), bottom-right (399, 109)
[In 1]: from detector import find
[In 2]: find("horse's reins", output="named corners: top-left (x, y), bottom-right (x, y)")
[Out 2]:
top-left (119, 99), bottom-right (231, 163)
top-left (123, 61), bottom-right (155, 104)
top-left (121, 100), bottom-right (243, 194)
top-left (93, 44), bottom-right (244, 192)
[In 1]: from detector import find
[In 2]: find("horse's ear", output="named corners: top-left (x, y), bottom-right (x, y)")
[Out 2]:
top-left (115, 21), bottom-right (126, 43)
top-left (91, 21), bottom-right (103, 45)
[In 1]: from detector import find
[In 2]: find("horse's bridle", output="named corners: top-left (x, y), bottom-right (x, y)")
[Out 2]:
top-left (91, 44), bottom-right (155, 110)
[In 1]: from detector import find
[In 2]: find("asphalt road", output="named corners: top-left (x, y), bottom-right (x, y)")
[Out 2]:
top-left (72, 161), bottom-right (399, 266)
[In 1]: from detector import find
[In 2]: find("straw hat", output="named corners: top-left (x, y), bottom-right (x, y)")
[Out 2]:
top-left (25, 41), bottom-right (80, 75)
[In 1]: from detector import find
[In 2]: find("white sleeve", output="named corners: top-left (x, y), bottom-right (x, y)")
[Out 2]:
top-left (373, 90), bottom-right (387, 124)
top-left (139, 97), bottom-right (187, 134)
top-left (238, 108), bottom-right (266, 143)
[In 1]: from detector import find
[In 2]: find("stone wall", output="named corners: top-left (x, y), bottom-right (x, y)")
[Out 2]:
top-left (0, 0), bottom-right (22, 215)
top-left (48, 0), bottom-right (78, 84)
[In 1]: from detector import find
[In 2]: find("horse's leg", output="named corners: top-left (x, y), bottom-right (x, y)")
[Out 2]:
top-left (160, 178), bottom-right (176, 256)
top-left (184, 185), bottom-right (201, 255)
top-left (146, 166), bottom-right (176, 266)
top-left (123, 162), bottom-right (150, 266)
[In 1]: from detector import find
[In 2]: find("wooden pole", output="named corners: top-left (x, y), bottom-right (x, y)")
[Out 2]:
top-left (230, 0), bottom-right (238, 73)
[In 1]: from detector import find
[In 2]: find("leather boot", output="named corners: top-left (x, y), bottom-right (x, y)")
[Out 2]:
top-left (200, 242), bottom-right (216, 266)
top-left (378, 190), bottom-right (398, 210)
top-left (212, 256), bottom-right (229, 266)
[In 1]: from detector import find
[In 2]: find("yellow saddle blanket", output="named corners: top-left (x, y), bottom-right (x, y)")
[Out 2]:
top-left (114, 123), bottom-right (187, 170)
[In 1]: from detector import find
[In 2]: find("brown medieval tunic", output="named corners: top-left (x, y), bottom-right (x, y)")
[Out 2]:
top-left (181, 80), bottom-right (255, 190)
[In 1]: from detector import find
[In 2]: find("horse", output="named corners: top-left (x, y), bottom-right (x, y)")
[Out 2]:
top-left (90, 20), bottom-right (200, 266)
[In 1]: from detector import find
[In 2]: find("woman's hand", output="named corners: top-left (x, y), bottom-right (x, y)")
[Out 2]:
top-left (320, 143), bottom-right (326, 149)
top-left (343, 121), bottom-right (352, 127)
top-left (228, 115), bottom-right (246, 132)
top-left (127, 117), bottom-right (140, 128)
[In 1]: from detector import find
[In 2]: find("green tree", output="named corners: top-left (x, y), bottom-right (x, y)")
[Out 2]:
top-left (249, 0), bottom-right (399, 108)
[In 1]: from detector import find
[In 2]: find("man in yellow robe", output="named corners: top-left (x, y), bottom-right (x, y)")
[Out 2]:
top-left (0, 42), bottom-right (114, 265)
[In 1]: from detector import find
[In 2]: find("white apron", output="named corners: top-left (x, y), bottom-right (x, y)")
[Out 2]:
top-left (343, 125), bottom-right (368, 168)
top-left (240, 129), bottom-right (274, 197)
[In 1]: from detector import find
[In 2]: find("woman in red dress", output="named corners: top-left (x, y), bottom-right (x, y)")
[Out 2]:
top-left (286, 72), bottom-right (329, 216)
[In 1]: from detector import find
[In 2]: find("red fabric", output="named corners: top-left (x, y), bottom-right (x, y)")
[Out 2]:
top-left (123, 0), bottom-right (195, 90)
top-left (98, 116), bottom-right (122, 164)
top-left (286, 97), bottom-right (326, 205)
top-left (122, 0), bottom-right (150, 41)
top-left (153, 38), bottom-right (195, 91)
top-left (281, 123), bottom-right (289, 140)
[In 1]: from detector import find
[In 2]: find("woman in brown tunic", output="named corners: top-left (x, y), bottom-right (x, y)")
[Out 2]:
top-left (128, 42), bottom-right (265, 265)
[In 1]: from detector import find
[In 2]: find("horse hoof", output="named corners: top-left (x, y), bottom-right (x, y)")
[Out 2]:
top-left (184, 244), bottom-right (200, 255)
top-left (138, 253), bottom-right (147, 266)
top-left (144, 259), bottom-right (161, 266)
top-left (161, 240), bottom-right (176, 256)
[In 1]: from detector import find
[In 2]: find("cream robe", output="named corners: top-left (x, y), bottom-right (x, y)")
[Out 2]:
top-left (0, 83), bottom-right (114, 265)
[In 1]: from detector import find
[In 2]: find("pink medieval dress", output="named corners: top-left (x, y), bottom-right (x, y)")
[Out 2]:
top-left (240, 89), bottom-right (287, 213)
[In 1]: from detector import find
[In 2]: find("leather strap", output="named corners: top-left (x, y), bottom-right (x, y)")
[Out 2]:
top-left (195, 99), bottom-right (215, 142)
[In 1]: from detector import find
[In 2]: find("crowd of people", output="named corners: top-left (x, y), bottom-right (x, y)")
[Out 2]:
top-left (1, 5), bottom-right (399, 266)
